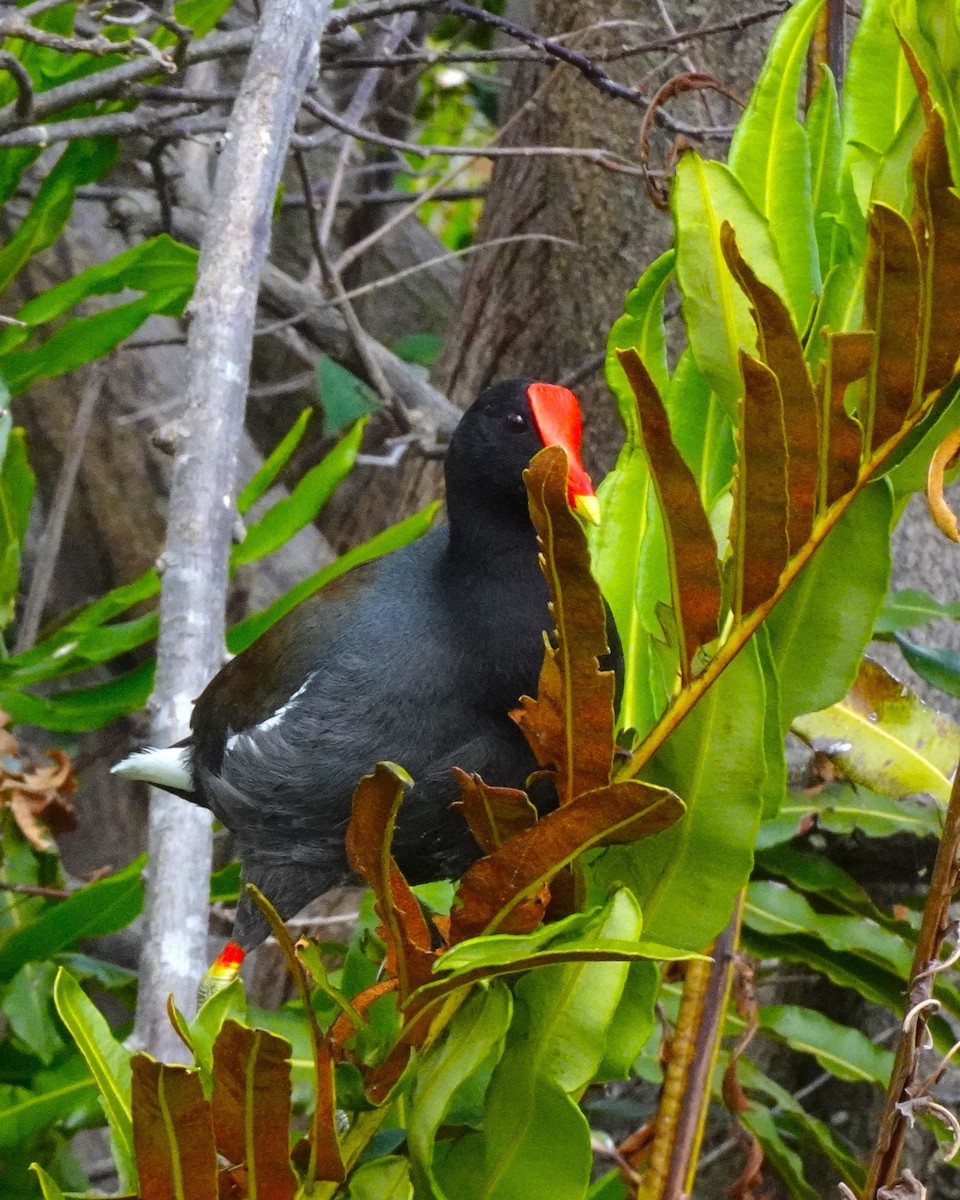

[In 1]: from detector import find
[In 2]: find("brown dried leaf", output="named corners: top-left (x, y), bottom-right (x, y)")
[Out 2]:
top-left (11, 781), bottom-right (76, 844)
top-left (345, 762), bottom-right (435, 1000)
top-left (211, 1021), bottom-right (298, 1195)
top-left (513, 445), bottom-right (617, 799)
top-left (13, 749), bottom-right (75, 794)
top-left (926, 424), bottom-right (960, 541)
top-left (452, 767), bottom-right (538, 854)
top-left (615, 348), bottom-right (721, 678)
top-left (721, 224), bottom-right (819, 552)
top-left (905, 48), bottom-right (960, 397)
top-left (865, 204), bottom-right (923, 448)
top-left (735, 353), bottom-right (790, 616)
top-left (131, 1056), bottom-right (218, 1200)
top-left (820, 331), bottom-right (870, 506)
top-left (450, 779), bottom-right (683, 943)
top-left (726, 1132), bottom-right (766, 1200)
top-left (0, 711), bottom-right (18, 758)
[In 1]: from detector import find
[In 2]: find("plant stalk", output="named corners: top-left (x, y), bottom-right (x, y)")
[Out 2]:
top-left (639, 892), bottom-right (744, 1199)
top-left (862, 752), bottom-right (960, 1196)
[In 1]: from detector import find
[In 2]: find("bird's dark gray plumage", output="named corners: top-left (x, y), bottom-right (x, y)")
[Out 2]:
top-left (115, 378), bottom-right (620, 951)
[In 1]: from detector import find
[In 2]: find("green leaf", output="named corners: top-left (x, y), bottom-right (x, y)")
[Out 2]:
top-left (437, 1053), bottom-right (592, 1200)
top-left (172, 0), bottom-right (234, 37)
top-left (0, 1057), bottom-right (95, 1154)
top-left (590, 447), bottom-right (670, 739)
top-left (0, 857), bottom-right (145, 982)
top-left (876, 586), bottom-right (960, 633)
top-left (672, 156), bottom-right (787, 412)
top-left (228, 504), bottom-right (438, 652)
top-left (806, 66), bottom-right (844, 275)
top-left (232, 420), bottom-right (364, 567)
top-left (758, 840), bottom-right (910, 931)
top-left (758, 783), bottom-right (941, 849)
top-left (53, 967), bottom-right (135, 1191)
top-left (894, 632), bottom-right (960, 698)
top-left (29, 1165), bottom-right (66, 1200)
top-left (727, 0), bottom-right (824, 321)
top-left (2, 961), bottom-right (64, 1064)
top-left (740, 1058), bottom-right (865, 1191)
top-left (664, 348), bottom-right (735, 512)
top-left (792, 658), bottom-right (960, 804)
top-left (188, 977), bottom-right (246, 1079)
top-left (391, 333), bottom-right (443, 367)
top-left (3, 290), bottom-right (188, 396)
top-left (347, 1157), bottom-right (413, 1200)
top-left (0, 661), bottom-right (153, 732)
top-left (509, 889), bottom-right (648, 1095)
top-left (843, 0), bottom-right (917, 163)
top-left (758, 1004), bottom-right (894, 1084)
top-left (765, 480), bottom-right (892, 724)
top-left (409, 983), bottom-right (512, 1199)
top-left (738, 1104), bottom-right (820, 1200)
top-left (236, 409), bottom-right (312, 516)
top-left (592, 638), bottom-right (767, 952)
top-left (594, 958), bottom-right (659, 1082)
top-left (316, 356), bottom-right (381, 433)
top-left (2, 612), bottom-right (157, 687)
top-left (587, 1172), bottom-right (627, 1200)
top-left (0, 139), bottom-right (117, 300)
top-left (0, 426), bottom-right (35, 629)
top-left (3, 235), bottom-right (196, 335)
top-left (745, 880), bottom-right (912, 977)
top-left (605, 250), bottom-right (675, 432)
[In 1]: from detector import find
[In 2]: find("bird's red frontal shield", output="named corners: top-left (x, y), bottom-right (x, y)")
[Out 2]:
top-left (527, 382), bottom-right (600, 522)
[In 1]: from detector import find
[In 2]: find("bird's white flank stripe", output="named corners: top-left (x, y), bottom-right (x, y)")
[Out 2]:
top-left (224, 672), bottom-right (315, 754)
top-left (111, 746), bottom-right (194, 791)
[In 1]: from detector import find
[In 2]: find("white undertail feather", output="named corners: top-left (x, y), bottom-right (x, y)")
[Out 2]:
top-left (111, 746), bottom-right (194, 792)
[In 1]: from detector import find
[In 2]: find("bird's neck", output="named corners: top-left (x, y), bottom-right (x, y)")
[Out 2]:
top-left (445, 495), bottom-right (538, 566)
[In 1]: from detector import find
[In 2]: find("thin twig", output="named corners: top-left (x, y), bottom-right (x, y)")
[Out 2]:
top-left (0, 50), bottom-right (33, 118)
top-left (0, 879), bottom-right (70, 899)
top-left (318, 12), bottom-right (417, 246)
top-left (15, 371), bottom-right (100, 655)
top-left (295, 149), bottom-right (395, 407)
top-left (297, 96), bottom-right (645, 173)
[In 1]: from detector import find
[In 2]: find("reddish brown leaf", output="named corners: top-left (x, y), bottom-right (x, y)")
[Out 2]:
top-left (820, 331), bottom-right (870, 506)
top-left (905, 47), bottom-right (960, 396)
top-left (721, 224), bottom-right (819, 552)
top-left (450, 778), bottom-right (683, 943)
top-left (513, 444), bottom-right (617, 799)
top-left (615, 349), bottom-right (722, 678)
top-left (864, 204), bottom-right (922, 448)
top-left (329, 979), bottom-right (398, 1055)
top-left (131, 1055), bottom-right (218, 1200)
top-left (345, 762), bottom-right (435, 1001)
top-left (452, 767), bottom-right (539, 854)
top-left (211, 1020), bottom-right (298, 1197)
top-left (244, 887), bottom-right (344, 1184)
top-left (736, 352), bottom-right (790, 616)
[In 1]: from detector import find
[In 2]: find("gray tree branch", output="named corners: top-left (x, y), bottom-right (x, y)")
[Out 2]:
top-left (131, 0), bottom-right (334, 1062)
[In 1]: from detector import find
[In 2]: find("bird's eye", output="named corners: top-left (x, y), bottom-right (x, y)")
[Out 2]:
top-left (506, 411), bottom-right (527, 430)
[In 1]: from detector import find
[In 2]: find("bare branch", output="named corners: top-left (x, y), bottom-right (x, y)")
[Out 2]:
top-left (131, 0), bottom-right (334, 1062)
top-left (15, 371), bottom-right (100, 654)
top-left (298, 96), bottom-right (645, 173)
top-left (0, 50), bottom-right (33, 118)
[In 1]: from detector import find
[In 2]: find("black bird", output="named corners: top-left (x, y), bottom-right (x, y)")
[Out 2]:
top-left (114, 379), bottom-right (617, 967)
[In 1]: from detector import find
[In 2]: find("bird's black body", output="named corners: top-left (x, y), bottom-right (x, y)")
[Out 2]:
top-left (125, 379), bottom-right (621, 950)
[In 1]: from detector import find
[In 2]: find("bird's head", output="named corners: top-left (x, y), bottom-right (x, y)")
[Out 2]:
top-left (445, 378), bottom-right (599, 526)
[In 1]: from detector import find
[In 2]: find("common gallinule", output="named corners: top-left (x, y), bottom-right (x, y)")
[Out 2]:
top-left (114, 378), bottom-right (618, 964)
